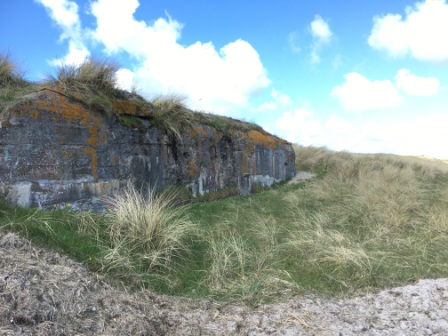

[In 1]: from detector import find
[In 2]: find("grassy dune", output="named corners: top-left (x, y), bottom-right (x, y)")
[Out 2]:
top-left (2, 51), bottom-right (448, 303)
top-left (2, 145), bottom-right (448, 304)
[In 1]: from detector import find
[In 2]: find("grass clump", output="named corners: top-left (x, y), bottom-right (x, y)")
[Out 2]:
top-left (0, 53), bottom-right (25, 87)
top-left (99, 183), bottom-right (197, 272)
top-left (150, 94), bottom-right (196, 140)
top-left (45, 57), bottom-right (129, 116)
top-left (62, 182), bottom-right (199, 289)
top-left (195, 112), bottom-right (264, 135)
top-left (0, 53), bottom-right (37, 117)
top-left (50, 57), bottom-right (118, 96)
top-left (149, 94), bottom-right (264, 140)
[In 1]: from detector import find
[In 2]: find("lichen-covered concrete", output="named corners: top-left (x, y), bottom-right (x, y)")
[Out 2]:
top-left (0, 88), bottom-right (295, 207)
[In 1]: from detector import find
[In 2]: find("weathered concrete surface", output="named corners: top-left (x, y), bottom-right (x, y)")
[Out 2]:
top-left (0, 88), bottom-right (295, 207)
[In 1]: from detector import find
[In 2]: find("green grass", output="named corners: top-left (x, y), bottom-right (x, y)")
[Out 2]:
top-left (3, 146), bottom-right (448, 305)
top-left (149, 94), bottom-right (265, 140)
top-left (0, 200), bottom-right (102, 265)
top-left (0, 52), bottom-right (38, 118)
top-left (1, 54), bottom-right (267, 138)
top-left (50, 57), bottom-right (119, 96)
top-left (3, 53), bottom-right (448, 303)
top-left (5, 147), bottom-right (448, 304)
top-left (44, 58), bottom-right (267, 138)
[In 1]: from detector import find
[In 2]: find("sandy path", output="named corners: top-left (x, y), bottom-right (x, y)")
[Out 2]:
top-left (1, 231), bottom-right (448, 335)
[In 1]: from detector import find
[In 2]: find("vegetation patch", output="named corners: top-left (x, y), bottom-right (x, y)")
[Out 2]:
top-left (0, 53), bottom-right (38, 118)
top-left (1, 54), bottom-right (271, 140)
top-left (4, 53), bottom-right (448, 303)
top-left (3, 146), bottom-right (448, 304)
top-left (149, 94), bottom-right (266, 140)
top-left (117, 114), bottom-right (146, 131)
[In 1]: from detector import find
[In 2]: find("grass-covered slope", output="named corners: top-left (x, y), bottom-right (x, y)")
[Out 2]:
top-left (2, 145), bottom-right (448, 304)
top-left (0, 55), bottom-right (267, 139)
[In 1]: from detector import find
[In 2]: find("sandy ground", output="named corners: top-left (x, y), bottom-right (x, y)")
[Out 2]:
top-left (1, 231), bottom-right (448, 335)
top-left (288, 171), bottom-right (317, 184)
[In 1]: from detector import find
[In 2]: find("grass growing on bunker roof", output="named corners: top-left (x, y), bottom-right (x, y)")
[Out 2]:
top-left (47, 58), bottom-right (267, 137)
top-left (49, 57), bottom-right (119, 96)
top-left (44, 57), bottom-right (129, 116)
top-left (0, 53), bottom-right (38, 117)
top-left (1, 54), bottom-right (270, 137)
top-left (150, 93), bottom-right (264, 139)
top-left (0, 53), bottom-right (25, 87)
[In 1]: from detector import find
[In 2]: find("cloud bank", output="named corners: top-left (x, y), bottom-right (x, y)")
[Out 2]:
top-left (274, 101), bottom-right (448, 159)
top-left (368, 0), bottom-right (448, 62)
top-left (331, 70), bottom-right (440, 111)
top-left (395, 69), bottom-right (440, 96)
top-left (331, 72), bottom-right (402, 111)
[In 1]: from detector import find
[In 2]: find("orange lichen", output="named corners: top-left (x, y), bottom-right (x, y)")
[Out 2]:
top-left (188, 128), bottom-right (197, 138)
top-left (20, 89), bottom-right (90, 125)
top-left (20, 88), bottom-right (104, 179)
top-left (113, 100), bottom-right (139, 116)
top-left (246, 130), bottom-right (277, 149)
top-left (87, 125), bottom-right (99, 146)
top-left (84, 147), bottom-right (98, 178)
top-left (240, 147), bottom-right (256, 175)
top-left (188, 159), bottom-right (196, 178)
top-left (212, 128), bottom-right (221, 143)
top-left (29, 110), bottom-right (39, 119)
top-left (61, 148), bottom-right (73, 156)
top-left (188, 126), bottom-right (208, 139)
top-left (113, 100), bottom-right (152, 117)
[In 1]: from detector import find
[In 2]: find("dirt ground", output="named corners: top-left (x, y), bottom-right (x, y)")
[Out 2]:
top-left (1, 231), bottom-right (448, 335)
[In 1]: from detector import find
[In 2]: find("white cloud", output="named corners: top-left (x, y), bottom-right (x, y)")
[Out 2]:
top-left (331, 72), bottom-right (403, 111)
top-left (115, 68), bottom-right (135, 91)
top-left (36, 0), bottom-right (80, 36)
top-left (310, 15), bottom-right (332, 41)
top-left (89, 0), bottom-right (270, 115)
top-left (49, 41), bottom-right (90, 66)
top-left (274, 99), bottom-right (448, 159)
top-left (273, 103), bottom-right (371, 151)
top-left (91, 0), bottom-right (182, 56)
top-left (360, 114), bottom-right (448, 158)
top-left (309, 15), bottom-right (333, 64)
top-left (368, 0), bottom-right (448, 62)
top-left (36, 0), bottom-right (90, 65)
top-left (274, 103), bottom-right (327, 146)
top-left (288, 32), bottom-right (301, 54)
top-left (255, 89), bottom-right (293, 114)
top-left (395, 69), bottom-right (440, 96)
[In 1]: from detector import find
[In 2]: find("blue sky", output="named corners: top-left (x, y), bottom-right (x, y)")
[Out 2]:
top-left (1, 0), bottom-right (448, 158)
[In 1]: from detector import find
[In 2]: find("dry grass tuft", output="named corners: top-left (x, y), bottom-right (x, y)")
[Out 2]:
top-left (282, 211), bottom-right (373, 277)
top-left (0, 53), bottom-right (36, 117)
top-left (0, 53), bottom-right (25, 87)
top-left (44, 57), bottom-right (122, 115)
top-left (202, 212), bottom-right (296, 302)
top-left (50, 57), bottom-right (119, 96)
top-left (149, 94), bottom-right (267, 140)
top-left (280, 145), bottom-right (448, 292)
top-left (98, 182), bottom-right (197, 272)
top-left (150, 94), bottom-right (195, 139)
